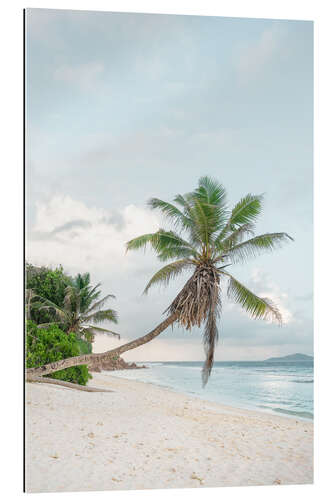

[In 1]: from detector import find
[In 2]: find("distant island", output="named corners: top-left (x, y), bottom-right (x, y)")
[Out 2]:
top-left (264, 353), bottom-right (313, 362)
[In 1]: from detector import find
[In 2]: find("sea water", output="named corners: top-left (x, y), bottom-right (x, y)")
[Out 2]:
top-left (108, 360), bottom-right (314, 420)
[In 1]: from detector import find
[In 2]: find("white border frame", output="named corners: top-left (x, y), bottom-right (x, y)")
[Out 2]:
top-left (1, 1), bottom-right (331, 499)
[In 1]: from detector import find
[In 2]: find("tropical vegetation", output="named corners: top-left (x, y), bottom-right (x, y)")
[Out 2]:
top-left (25, 265), bottom-right (119, 385)
top-left (26, 321), bottom-right (91, 385)
top-left (26, 177), bottom-right (293, 387)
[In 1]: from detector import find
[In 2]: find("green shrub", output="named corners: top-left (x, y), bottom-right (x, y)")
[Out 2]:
top-left (26, 264), bottom-right (72, 325)
top-left (76, 338), bottom-right (93, 355)
top-left (26, 321), bottom-right (92, 386)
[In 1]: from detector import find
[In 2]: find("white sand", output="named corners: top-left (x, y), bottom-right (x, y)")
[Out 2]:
top-left (25, 372), bottom-right (313, 493)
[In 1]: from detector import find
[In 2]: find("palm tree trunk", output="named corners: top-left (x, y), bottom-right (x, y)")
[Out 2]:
top-left (26, 313), bottom-right (178, 380)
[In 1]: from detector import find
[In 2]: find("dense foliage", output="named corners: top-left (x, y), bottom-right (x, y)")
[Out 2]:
top-left (26, 321), bottom-right (91, 385)
top-left (26, 264), bottom-right (72, 325)
top-left (76, 338), bottom-right (93, 355)
top-left (26, 266), bottom-right (119, 343)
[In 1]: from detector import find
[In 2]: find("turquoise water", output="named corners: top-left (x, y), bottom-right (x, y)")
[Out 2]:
top-left (109, 360), bottom-right (314, 420)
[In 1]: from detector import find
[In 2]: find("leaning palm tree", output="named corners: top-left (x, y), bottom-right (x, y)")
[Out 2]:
top-left (126, 176), bottom-right (292, 385)
top-left (26, 177), bottom-right (292, 388)
top-left (33, 273), bottom-right (120, 342)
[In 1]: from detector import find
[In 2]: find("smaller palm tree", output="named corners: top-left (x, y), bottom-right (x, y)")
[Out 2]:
top-left (31, 273), bottom-right (119, 342)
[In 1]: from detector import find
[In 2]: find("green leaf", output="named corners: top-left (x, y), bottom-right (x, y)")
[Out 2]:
top-left (225, 232), bottom-right (293, 264)
top-left (223, 271), bottom-right (282, 324)
top-left (148, 198), bottom-right (192, 230)
top-left (85, 325), bottom-right (120, 339)
top-left (195, 176), bottom-right (227, 208)
top-left (126, 233), bottom-right (157, 252)
top-left (85, 308), bottom-right (118, 324)
top-left (143, 259), bottom-right (194, 294)
top-left (214, 223), bottom-right (255, 255)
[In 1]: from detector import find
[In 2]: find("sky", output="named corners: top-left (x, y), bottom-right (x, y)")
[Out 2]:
top-left (25, 8), bottom-right (313, 361)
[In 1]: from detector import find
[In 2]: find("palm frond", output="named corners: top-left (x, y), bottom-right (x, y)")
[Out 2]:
top-left (85, 294), bottom-right (116, 314)
top-left (33, 296), bottom-right (69, 323)
top-left (229, 193), bottom-right (264, 226)
top-left (143, 259), bottom-right (194, 294)
top-left (64, 285), bottom-right (77, 312)
top-left (225, 232), bottom-right (293, 264)
top-left (192, 177), bottom-right (228, 237)
top-left (195, 176), bottom-right (228, 208)
top-left (127, 229), bottom-right (196, 257)
top-left (85, 325), bottom-right (120, 339)
top-left (214, 223), bottom-right (255, 255)
top-left (173, 193), bottom-right (203, 245)
top-left (153, 230), bottom-right (196, 253)
top-left (157, 245), bottom-right (198, 262)
top-left (85, 308), bottom-right (118, 324)
top-left (126, 233), bottom-right (157, 252)
top-left (216, 194), bottom-right (264, 243)
top-left (223, 271), bottom-right (282, 324)
top-left (148, 198), bottom-right (192, 230)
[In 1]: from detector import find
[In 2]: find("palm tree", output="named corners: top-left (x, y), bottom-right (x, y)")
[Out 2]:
top-left (33, 272), bottom-right (120, 342)
top-left (26, 177), bottom-right (292, 386)
top-left (126, 176), bottom-right (292, 385)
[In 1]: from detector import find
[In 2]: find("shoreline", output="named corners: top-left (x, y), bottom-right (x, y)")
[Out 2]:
top-left (25, 372), bottom-right (313, 493)
top-left (107, 367), bottom-right (314, 422)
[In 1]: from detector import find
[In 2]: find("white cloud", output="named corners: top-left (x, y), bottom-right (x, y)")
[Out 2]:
top-left (54, 61), bottom-right (105, 90)
top-left (235, 26), bottom-right (284, 84)
top-left (27, 195), bottom-right (160, 276)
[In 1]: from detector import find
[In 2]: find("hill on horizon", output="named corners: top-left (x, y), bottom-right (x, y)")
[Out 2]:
top-left (264, 353), bottom-right (313, 362)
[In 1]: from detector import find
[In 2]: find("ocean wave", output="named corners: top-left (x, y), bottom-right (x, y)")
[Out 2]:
top-left (257, 405), bottom-right (313, 420)
top-left (273, 408), bottom-right (313, 420)
top-left (292, 379), bottom-right (314, 384)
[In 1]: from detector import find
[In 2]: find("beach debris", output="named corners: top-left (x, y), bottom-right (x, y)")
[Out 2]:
top-left (112, 477), bottom-right (121, 482)
top-left (50, 453), bottom-right (59, 459)
top-left (97, 422), bottom-right (103, 426)
top-left (273, 479), bottom-right (281, 485)
top-left (190, 473), bottom-right (204, 485)
top-left (113, 434), bottom-right (120, 438)
top-left (88, 432), bottom-right (95, 438)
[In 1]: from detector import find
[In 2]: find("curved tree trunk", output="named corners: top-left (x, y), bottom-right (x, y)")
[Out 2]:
top-left (26, 313), bottom-right (178, 380)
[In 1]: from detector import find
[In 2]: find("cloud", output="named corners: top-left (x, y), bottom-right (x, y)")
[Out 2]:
top-left (27, 195), bottom-right (161, 275)
top-left (54, 61), bottom-right (105, 90)
top-left (296, 292), bottom-right (313, 302)
top-left (51, 219), bottom-right (92, 234)
top-left (235, 26), bottom-right (285, 84)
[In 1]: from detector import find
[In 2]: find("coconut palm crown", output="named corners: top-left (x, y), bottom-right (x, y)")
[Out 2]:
top-left (31, 272), bottom-right (119, 342)
top-left (126, 176), bottom-right (293, 386)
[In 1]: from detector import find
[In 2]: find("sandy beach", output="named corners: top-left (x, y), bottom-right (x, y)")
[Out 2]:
top-left (25, 372), bottom-right (313, 493)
